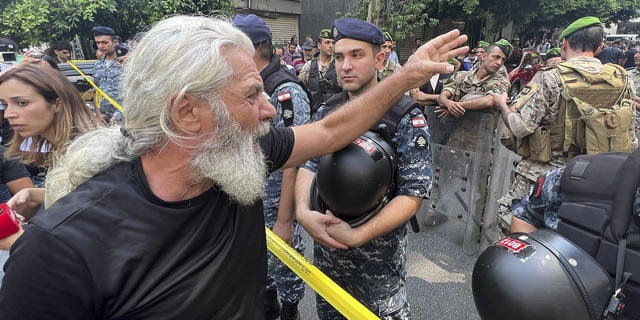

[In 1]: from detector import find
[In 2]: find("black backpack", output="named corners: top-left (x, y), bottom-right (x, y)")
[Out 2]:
top-left (556, 149), bottom-right (640, 319)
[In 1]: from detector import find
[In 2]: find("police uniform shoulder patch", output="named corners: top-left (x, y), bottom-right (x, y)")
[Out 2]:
top-left (278, 92), bottom-right (292, 101)
top-left (415, 134), bottom-right (428, 150)
top-left (411, 115), bottom-right (426, 128)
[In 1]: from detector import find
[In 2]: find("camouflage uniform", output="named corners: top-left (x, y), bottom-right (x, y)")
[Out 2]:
top-left (301, 101), bottom-right (432, 320)
top-left (264, 82), bottom-right (311, 304)
top-left (511, 167), bottom-right (564, 230)
top-left (628, 67), bottom-right (640, 137)
top-left (378, 59), bottom-right (400, 81)
top-left (443, 64), bottom-right (510, 99)
top-left (439, 62), bottom-right (510, 149)
top-left (93, 56), bottom-right (123, 118)
top-left (497, 56), bottom-right (638, 237)
top-left (298, 57), bottom-right (333, 86)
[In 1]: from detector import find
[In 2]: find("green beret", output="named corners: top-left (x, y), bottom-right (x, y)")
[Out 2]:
top-left (546, 47), bottom-right (561, 59)
top-left (494, 39), bottom-right (513, 58)
top-left (559, 17), bottom-right (601, 40)
top-left (319, 29), bottom-right (331, 39)
top-left (477, 41), bottom-right (490, 49)
top-left (383, 32), bottom-right (393, 42)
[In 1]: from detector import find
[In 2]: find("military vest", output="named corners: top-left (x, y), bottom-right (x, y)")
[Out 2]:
top-left (507, 62), bottom-right (634, 163)
top-left (307, 58), bottom-right (341, 117)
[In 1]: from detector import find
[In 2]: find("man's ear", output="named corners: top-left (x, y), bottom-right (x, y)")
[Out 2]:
top-left (167, 93), bottom-right (204, 134)
top-left (375, 51), bottom-right (385, 70)
top-left (595, 42), bottom-right (604, 55)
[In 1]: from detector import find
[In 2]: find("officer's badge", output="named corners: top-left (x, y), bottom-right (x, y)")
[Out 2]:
top-left (415, 134), bottom-right (428, 150)
top-left (277, 92), bottom-right (292, 101)
top-left (283, 109), bottom-right (293, 119)
top-left (521, 85), bottom-right (532, 95)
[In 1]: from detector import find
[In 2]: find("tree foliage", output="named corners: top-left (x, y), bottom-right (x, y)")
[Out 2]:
top-left (343, 0), bottom-right (640, 40)
top-left (0, 0), bottom-right (236, 46)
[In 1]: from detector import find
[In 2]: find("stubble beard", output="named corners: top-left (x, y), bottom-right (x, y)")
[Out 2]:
top-left (189, 100), bottom-right (271, 206)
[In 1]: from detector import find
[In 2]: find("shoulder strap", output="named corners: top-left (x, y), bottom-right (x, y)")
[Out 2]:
top-left (309, 58), bottom-right (319, 78)
top-left (373, 95), bottom-right (421, 135)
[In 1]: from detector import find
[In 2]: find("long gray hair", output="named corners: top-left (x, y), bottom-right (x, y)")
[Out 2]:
top-left (45, 15), bottom-right (255, 206)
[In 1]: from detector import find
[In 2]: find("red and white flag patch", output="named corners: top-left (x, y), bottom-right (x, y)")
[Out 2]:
top-left (278, 92), bottom-right (292, 101)
top-left (412, 116), bottom-right (426, 127)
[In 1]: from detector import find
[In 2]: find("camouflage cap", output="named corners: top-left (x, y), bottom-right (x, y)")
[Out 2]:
top-left (546, 47), bottom-right (561, 59)
top-left (494, 39), bottom-right (513, 58)
top-left (383, 32), bottom-right (393, 42)
top-left (477, 41), bottom-right (490, 49)
top-left (559, 17), bottom-right (602, 41)
top-left (319, 29), bottom-right (331, 39)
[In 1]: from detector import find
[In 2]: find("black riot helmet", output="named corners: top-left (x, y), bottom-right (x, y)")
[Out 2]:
top-left (472, 229), bottom-right (613, 320)
top-left (311, 131), bottom-right (397, 227)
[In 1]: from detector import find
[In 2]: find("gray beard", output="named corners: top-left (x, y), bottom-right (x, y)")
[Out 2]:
top-left (190, 102), bottom-right (271, 206)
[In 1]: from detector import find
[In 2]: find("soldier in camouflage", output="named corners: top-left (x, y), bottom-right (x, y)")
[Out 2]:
top-left (491, 17), bottom-right (638, 236)
top-left (295, 18), bottom-right (432, 320)
top-left (628, 50), bottom-right (640, 137)
top-left (234, 14), bottom-right (311, 320)
top-left (378, 32), bottom-right (401, 81)
top-left (298, 29), bottom-right (341, 116)
top-left (92, 26), bottom-right (123, 123)
top-left (436, 40), bottom-right (511, 119)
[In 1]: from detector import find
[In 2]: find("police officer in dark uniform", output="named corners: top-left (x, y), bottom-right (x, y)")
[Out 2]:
top-left (298, 29), bottom-right (342, 117)
top-left (234, 14), bottom-right (311, 320)
top-left (295, 18), bottom-right (433, 320)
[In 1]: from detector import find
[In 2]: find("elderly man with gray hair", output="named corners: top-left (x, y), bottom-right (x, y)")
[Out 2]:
top-left (0, 15), bottom-right (467, 319)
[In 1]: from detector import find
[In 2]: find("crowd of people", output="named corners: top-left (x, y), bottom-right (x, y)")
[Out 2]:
top-left (0, 12), bottom-right (637, 320)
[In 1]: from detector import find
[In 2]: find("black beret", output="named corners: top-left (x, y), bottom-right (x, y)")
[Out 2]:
top-left (93, 26), bottom-right (115, 37)
top-left (331, 18), bottom-right (384, 45)
top-left (233, 14), bottom-right (271, 44)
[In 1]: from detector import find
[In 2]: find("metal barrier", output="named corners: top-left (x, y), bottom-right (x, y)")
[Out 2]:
top-left (416, 106), bottom-right (494, 255)
top-left (480, 118), bottom-right (522, 251)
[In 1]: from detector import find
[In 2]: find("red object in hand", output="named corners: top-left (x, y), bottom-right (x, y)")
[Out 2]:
top-left (0, 203), bottom-right (20, 239)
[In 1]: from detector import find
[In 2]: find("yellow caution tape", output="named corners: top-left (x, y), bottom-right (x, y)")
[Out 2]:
top-left (265, 228), bottom-right (380, 320)
top-left (66, 60), bottom-right (124, 114)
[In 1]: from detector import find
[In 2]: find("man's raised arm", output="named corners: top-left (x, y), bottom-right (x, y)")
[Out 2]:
top-left (280, 30), bottom-right (468, 169)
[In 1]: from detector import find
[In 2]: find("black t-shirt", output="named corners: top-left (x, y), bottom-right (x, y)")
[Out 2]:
top-left (0, 127), bottom-right (295, 319)
top-left (0, 145), bottom-right (30, 184)
top-left (623, 48), bottom-right (637, 69)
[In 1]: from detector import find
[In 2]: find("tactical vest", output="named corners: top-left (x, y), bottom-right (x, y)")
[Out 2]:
top-left (261, 54), bottom-right (312, 126)
top-left (321, 91), bottom-right (421, 136)
top-left (507, 62), bottom-right (634, 163)
top-left (307, 58), bottom-right (341, 117)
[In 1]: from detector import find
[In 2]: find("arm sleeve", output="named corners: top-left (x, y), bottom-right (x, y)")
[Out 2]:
top-left (507, 71), bottom-right (558, 138)
top-left (259, 127), bottom-right (295, 173)
top-left (441, 72), bottom-right (462, 95)
top-left (1, 155), bottom-right (30, 183)
top-left (269, 83), bottom-right (311, 128)
top-left (394, 109), bottom-right (433, 198)
top-left (0, 225), bottom-right (97, 319)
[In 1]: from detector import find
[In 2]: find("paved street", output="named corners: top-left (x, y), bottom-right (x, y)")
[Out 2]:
top-left (297, 228), bottom-right (481, 320)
